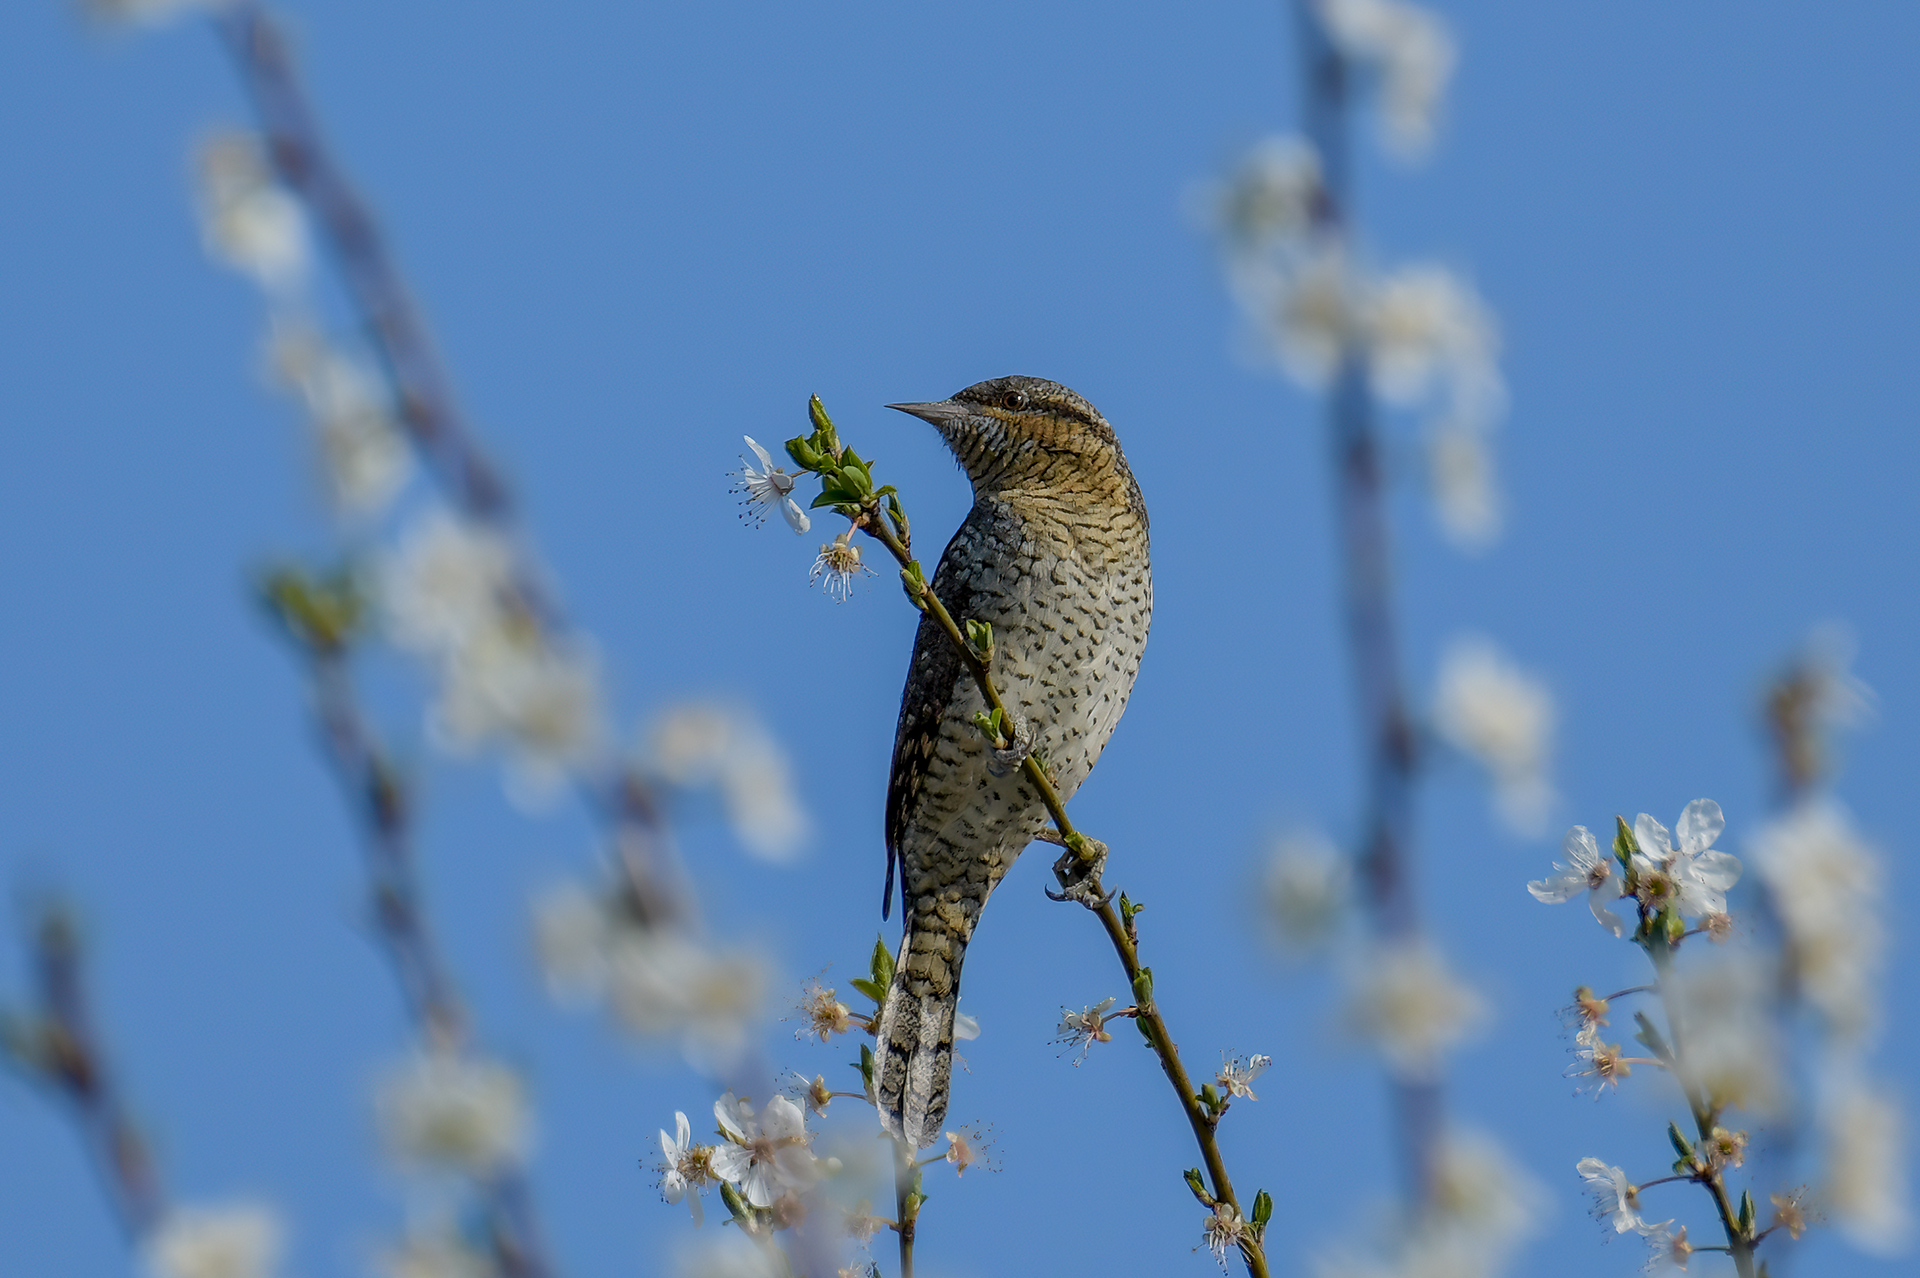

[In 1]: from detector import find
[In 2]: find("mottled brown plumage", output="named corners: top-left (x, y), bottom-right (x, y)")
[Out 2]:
top-left (875, 375), bottom-right (1152, 1147)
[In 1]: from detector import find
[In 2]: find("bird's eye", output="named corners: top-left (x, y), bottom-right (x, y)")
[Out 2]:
top-left (1000, 391), bottom-right (1028, 411)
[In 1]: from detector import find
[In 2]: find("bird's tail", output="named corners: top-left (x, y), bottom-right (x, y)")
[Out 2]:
top-left (874, 921), bottom-right (967, 1150)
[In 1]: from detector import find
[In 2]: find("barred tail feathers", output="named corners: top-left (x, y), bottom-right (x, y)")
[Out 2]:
top-left (873, 923), bottom-right (967, 1150)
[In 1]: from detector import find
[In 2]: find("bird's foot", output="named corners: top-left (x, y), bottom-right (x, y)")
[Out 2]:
top-left (1046, 834), bottom-right (1112, 908)
top-left (986, 713), bottom-right (1034, 777)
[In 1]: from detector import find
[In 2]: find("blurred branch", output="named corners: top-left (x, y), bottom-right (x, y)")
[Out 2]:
top-left (1294, 0), bottom-right (1442, 1204)
top-left (3, 904), bottom-right (166, 1240)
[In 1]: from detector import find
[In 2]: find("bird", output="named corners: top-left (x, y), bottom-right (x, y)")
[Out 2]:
top-left (874, 375), bottom-right (1152, 1148)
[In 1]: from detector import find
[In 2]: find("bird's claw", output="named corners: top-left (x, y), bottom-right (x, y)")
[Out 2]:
top-left (986, 714), bottom-right (1034, 777)
top-left (1047, 838), bottom-right (1111, 909)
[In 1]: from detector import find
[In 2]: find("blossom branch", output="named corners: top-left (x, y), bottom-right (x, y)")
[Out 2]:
top-left (1294, 0), bottom-right (1441, 1202)
top-left (791, 402), bottom-right (1271, 1278)
top-left (1, 905), bottom-right (166, 1239)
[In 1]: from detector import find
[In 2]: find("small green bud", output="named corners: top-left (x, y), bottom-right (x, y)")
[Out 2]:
top-left (1131, 967), bottom-right (1154, 1006)
top-left (1199, 1083), bottom-right (1221, 1112)
top-left (1739, 1189), bottom-right (1756, 1236)
top-left (1667, 1121), bottom-right (1694, 1160)
top-left (965, 618), bottom-right (994, 663)
top-left (870, 933), bottom-right (895, 988)
top-left (785, 436), bottom-right (823, 471)
top-left (900, 563), bottom-right (928, 611)
top-left (1251, 1190), bottom-right (1273, 1227)
top-left (1183, 1168), bottom-right (1208, 1202)
top-left (1613, 815), bottom-right (1637, 867)
top-left (1135, 1014), bottom-right (1155, 1046)
top-left (1118, 893), bottom-right (1145, 927)
top-left (719, 1180), bottom-right (751, 1223)
top-left (858, 1042), bottom-right (875, 1089)
top-left (807, 393), bottom-right (838, 445)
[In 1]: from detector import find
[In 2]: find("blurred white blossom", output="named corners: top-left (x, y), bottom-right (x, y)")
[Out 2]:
top-left (608, 931), bottom-right (769, 1069)
top-left (1314, 1130), bottom-right (1541, 1278)
top-left (379, 511), bottom-right (520, 659)
top-left (1666, 961), bottom-right (1781, 1114)
top-left (1261, 828), bottom-right (1349, 954)
top-left (1434, 637), bottom-right (1555, 834)
top-left (1751, 801), bottom-right (1884, 1041)
top-left (145, 1202), bottom-right (283, 1278)
top-left (1425, 427), bottom-right (1500, 550)
top-left (269, 325), bottom-right (411, 517)
top-left (430, 627), bottom-right (606, 794)
top-left (711, 1092), bottom-right (818, 1208)
top-left (1213, 136), bottom-right (1324, 252)
top-left (376, 1050), bottom-right (530, 1175)
top-left (1575, 1158), bottom-right (1642, 1234)
top-left (1527, 825), bottom-right (1625, 937)
top-left (1269, 247), bottom-right (1358, 389)
top-left (530, 879), bottom-right (614, 1001)
top-left (673, 1236), bottom-right (784, 1278)
top-left (953, 1007), bottom-right (981, 1041)
top-left (195, 133), bottom-right (308, 294)
top-left (1345, 940), bottom-right (1488, 1077)
top-left (1314, 0), bottom-right (1455, 156)
top-left (1824, 1080), bottom-right (1912, 1254)
top-left (378, 1226), bottom-right (493, 1278)
top-left (647, 703), bottom-right (808, 861)
top-left (1056, 996), bottom-right (1120, 1064)
top-left (1367, 267), bottom-right (1499, 418)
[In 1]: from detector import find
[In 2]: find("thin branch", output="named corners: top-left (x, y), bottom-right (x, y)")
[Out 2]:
top-left (860, 514), bottom-right (1270, 1278)
top-left (1294, 0), bottom-right (1441, 1204)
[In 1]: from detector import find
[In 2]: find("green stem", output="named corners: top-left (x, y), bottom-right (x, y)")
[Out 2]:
top-left (1645, 940), bottom-right (1756, 1278)
top-left (864, 513), bottom-right (1269, 1278)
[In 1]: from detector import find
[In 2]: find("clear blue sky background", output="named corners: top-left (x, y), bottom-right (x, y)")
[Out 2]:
top-left (1, 3), bottom-right (1915, 1276)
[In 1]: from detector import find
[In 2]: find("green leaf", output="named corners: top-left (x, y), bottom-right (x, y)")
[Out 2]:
top-left (1667, 1121), bottom-right (1694, 1160)
top-left (858, 1042), bottom-right (875, 1088)
top-left (870, 934), bottom-right (895, 988)
top-left (1739, 1189), bottom-right (1756, 1235)
top-left (785, 436), bottom-right (822, 470)
top-left (848, 977), bottom-right (884, 1005)
top-left (808, 393), bottom-right (836, 440)
top-left (1634, 1010), bottom-right (1672, 1060)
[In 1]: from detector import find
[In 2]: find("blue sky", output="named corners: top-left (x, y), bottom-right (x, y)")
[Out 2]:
top-left (1, 3), bottom-right (1915, 1276)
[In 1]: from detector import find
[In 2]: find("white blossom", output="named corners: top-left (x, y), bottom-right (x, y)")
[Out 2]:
top-left (710, 1092), bottom-right (818, 1208)
top-left (607, 931), bottom-right (768, 1069)
top-left (673, 1236), bottom-right (784, 1278)
top-left (1055, 995), bottom-right (1120, 1063)
top-left (378, 1227), bottom-right (492, 1278)
top-left (733, 436), bottom-right (810, 534)
top-left (378, 510), bottom-right (521, 659)
top-left (1751, 801), bottom-right (1884, 1039)
top-left (194, 133), bottom-right (308, 294)
top-left (1201, 1203), bottom-right (1249, 1272)
top-left (269, 325), bottom-right (411, 517)
top-left (1216, 1054), bottom-right (1272, 1101)
top-left (1261, 828), bottom-right (1349, 954)
top-left (1433, 637), bottom-right (1554, 833)
top-left (1345, 941), bottom-right (1488, 1077)
top-left (530, 879), bottom-right (614, 1000)
top-left (1825, 1080), bottom-right (1912, 1254)
top-left (658, 1110), bottom-right (718, 1227)
top-left (1528, 825), bottom-right (1625, 937)
top-left (1666, 962), bottom-right (1781, 1114)
top-left (1314, 1131), bottom-right (1542, 1277)
top-left (430, 627), bottom-right (606, 793)
top-left (1214, 136), bottom-right (1323, 251)
top-left (1366, 267), bottom-right (1499, 416)
top-left (1270, 247), bottom-right (1359, 388)
top-left (1639, 1220), bottom-right (1693, 1272)
top-left (1575, 1158), bottom-right (1642, 1234)
top-left (1632, 800), bottom-right (1742, 918)
top-left (376, 1051), bottom-right (530, 1174)
top-left (646, 703), bottom-right (808, 861)
top-left (145, 1202), bottom-right (283, 1278)
top-left (1315, 0), bottom-right (1456, 156)
top-left (952, 1008), bottom-right (980, 1041)
top-left (1426, 427), bottom-right (1501, 551)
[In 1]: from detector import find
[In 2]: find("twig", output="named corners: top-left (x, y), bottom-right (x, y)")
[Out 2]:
top-left (1293, 0), bottom-right (1443, 1205)
top-left (859, 515), bottom-right (1270, 1278)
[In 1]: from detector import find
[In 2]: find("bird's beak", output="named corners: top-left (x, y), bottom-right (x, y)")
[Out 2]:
top-left (886, 400), bottom-right (969, 426)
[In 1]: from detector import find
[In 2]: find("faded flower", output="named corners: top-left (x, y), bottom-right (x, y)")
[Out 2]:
top-left (1528, 825), bottom-right (1625, 937)
top-left (795, 978), bottom-right (856, 1042)
top-left (1568, 1029), bottom-right (1634, 1095)
top-left (376, 1050), bottom-right (530, 1174)
top-left (1200, 1203), bottom-right (1249, 1273)
top-left (1640, 1220), bottom-right (1692, 1272)
top-left (145, 1202), bottom-right (283, 1278)
top-left (810, 533), bottom-right (875, 602)
top-left (1426, 426), bottom-right (1502, 551)
top-left (1824, 1080), bottom-right (1912, 1254)
top-left (1345, 940), bottom-right (1488, 1077)
top-left (1055, 996), bottom-right (1120, 1064)
top-left (1435, 636), bottom-right (1554, 834)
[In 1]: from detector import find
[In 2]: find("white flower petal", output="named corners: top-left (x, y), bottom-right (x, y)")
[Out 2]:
top-left (1564, 824), bottom-right (1601, 869)
top-left (1587, 893), bottom-right (1626, 938)
top-left (779, 495), bottom-right (811, 535)
top-left (1676, 798), bottom-right (1724, 855)
top-left (1527, 870), bottom-right (1583, 905)
top-left (1634, 813), bottom-right (1673, 860)
top-left (743, 436), bottom-right (774, 471)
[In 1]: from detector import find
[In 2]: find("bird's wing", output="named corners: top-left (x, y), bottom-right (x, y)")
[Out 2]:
top-left (883, 511), bottom-right (992, 920)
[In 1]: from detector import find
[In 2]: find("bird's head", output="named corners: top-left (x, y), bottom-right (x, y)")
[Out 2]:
top-left (887, 376), bottom-right (1141, 515)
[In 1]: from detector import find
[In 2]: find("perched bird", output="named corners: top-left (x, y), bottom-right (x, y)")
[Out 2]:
top-left (875, 375), bottom-right (1152, 1147)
